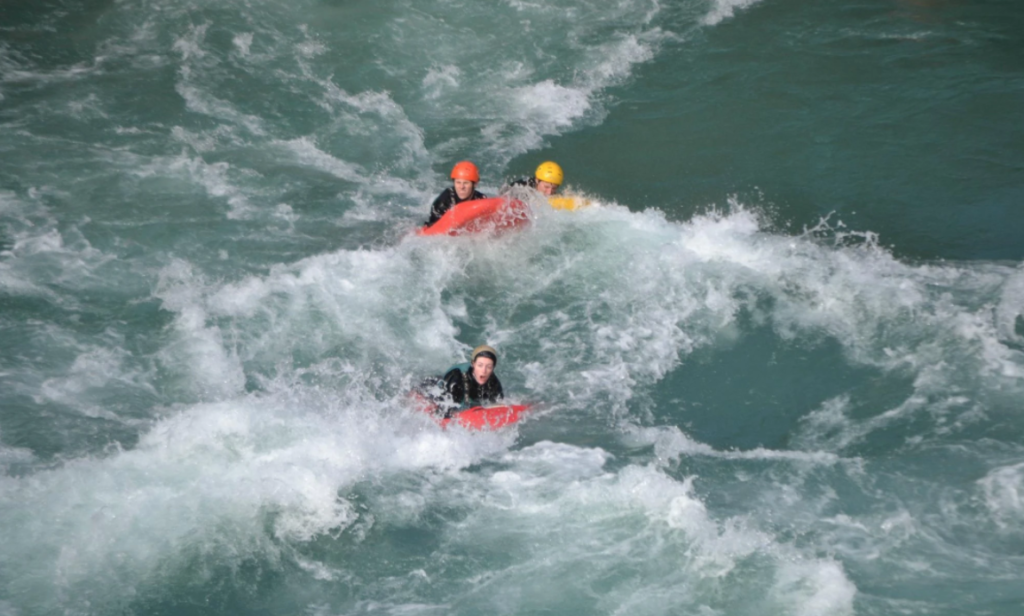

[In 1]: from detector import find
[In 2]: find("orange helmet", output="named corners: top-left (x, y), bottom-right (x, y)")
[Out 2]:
top-left (450, 161), bottom-right (480, 183)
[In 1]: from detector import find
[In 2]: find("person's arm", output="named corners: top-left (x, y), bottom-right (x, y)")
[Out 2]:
top-left (442, 367), bottom-right (466, 404)
top-left (426, 188), bottom-right (454, 225)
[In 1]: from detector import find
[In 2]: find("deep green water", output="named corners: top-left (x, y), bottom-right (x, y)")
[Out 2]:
top-left (2, 0), bottom-right (1023, 615)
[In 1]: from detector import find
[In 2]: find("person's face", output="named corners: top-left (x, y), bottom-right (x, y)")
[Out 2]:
top-left (471, 356), bottom-right (494, 385)
top-left (535, 179), bottom-right (558, 196)
top-left (453, 179), bottom-right (475, 200)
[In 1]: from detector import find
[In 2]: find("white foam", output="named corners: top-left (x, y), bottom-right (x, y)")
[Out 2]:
top-left (579, 33), bottom-right (657, 88)
top-left (457, 202), bottom-right (1024, 444)
top-left (170, 23), bottom-right (209, 62)
top-left (474, 29), bottom-right (665, 165)
top-left (295, 39), bottom-right (327, 59)
top-left (703, 0), bottom-right (765, 26)
top-left (151, 240), bottom-right (487, 397)
top-left (312, 87), bottom-right (431, 180)
top-left (175, 81), bottom-right (267, 137)
top-left (335, 1), bottom-right (669, 172)
top-left (66, 93), bottom-right (108, 120)
top-left (422, 65), bottom-right (462, 99)
top-left (791, 395), bottom-right (859, 451)
top-left (172, 23), bottom-right (266, 137)
top-left (771, 560), bottom-right (857, 616)
top-left (995, 264), bottom-right (1024, 347)
top-left (0, 442), bottom-right (35, 471)
top-left (685, 206), bottom-right (1021, 400)
top-left (132, 192), bottom-right (1024, 445)
top-left (0, 189), bottom-right (116, 304)
top-left (0, 47), bottom-right (99, 85)
top-left (37, 343), bottom-right (154, 420)
top-left (275, 136), bottom-right (366, 183)
top-left (16, 186), bottom-right (1019, 616)
top-left (233, 32), bottom-right (254, 56)
top-left (155, 260), bottom-right (247, 399)
top-left (435, 441), bottom-right (859, 613)
top-left (2, 3), bottom-right (1021, 613)
top-left (158, 151), bottom-right (257, 219)
top-left (0, 381), bottom-right (522, 610)
top-left (979, 462), bottom-right (1024, 529)
top-left (511, 79), bottom-right (592, 131)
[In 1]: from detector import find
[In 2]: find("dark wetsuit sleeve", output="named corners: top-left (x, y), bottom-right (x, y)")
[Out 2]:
top-left (442, 367), bottom-right (466, 406)
top-left (427, 188), bottom-right (456, 225)
top-left (426, 188), bottom-right (488, 226)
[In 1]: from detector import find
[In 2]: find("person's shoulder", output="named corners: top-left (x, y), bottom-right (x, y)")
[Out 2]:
top-left (444, 363), bottom-right (470, 378)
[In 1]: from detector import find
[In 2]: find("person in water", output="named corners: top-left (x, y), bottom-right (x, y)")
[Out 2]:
top-left (426, 161), bottom-right (486, 226)
top-left (504, 160), bottom-right (563, 196)
top-left (421, 344), bottom-right (504, 418)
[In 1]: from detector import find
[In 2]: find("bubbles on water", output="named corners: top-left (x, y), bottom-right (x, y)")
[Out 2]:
top-left (995, 264), bottom-right (1024, 350)
top-left (0, 374), bottom-right (529, 612)
top-left (232, 32), bottom-right (253, 56)
top-left (4, 0), bottom-right (1024, 613)
top-left (979, 462), bottom-right (1024, 530)
top-left (422, 65), bottom-right (461, 100)
top-left (275, 137), bottom-right (367, 184)
top-left (703, 0), bottom-right (765, 26)
top-left (770, 560), bottom-right (857, 616)
top-left (385, 440), bottom-right (859, 616)
top-left (0, 442), bottom-right (35, 475)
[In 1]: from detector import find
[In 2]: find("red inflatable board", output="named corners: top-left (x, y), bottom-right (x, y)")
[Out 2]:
top-left (409, 392), bottom-right (532, 430)
top-left (418, 197), bottom-right (530, 236)
top-left (441, 404), bottom-right (532, 430)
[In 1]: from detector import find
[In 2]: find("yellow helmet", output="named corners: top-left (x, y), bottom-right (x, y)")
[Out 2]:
top-left (534, 161), bottom-right (563, 186)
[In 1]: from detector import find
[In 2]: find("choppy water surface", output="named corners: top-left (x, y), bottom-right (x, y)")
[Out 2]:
top-left (2, 0), bottom-right (1023, 614)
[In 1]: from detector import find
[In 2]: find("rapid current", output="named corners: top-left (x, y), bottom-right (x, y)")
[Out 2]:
top-left (2, 0), bottom-right (1023, 614)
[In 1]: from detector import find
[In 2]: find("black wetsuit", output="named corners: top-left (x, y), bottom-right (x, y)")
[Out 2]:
top-left (426, 187), bottom-right (486, 226)
top-left (421, 362), bottom-right (504, 418)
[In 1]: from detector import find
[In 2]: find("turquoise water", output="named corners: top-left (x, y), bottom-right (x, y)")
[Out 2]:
top-left (2, 0), bottom-right (1023, 614)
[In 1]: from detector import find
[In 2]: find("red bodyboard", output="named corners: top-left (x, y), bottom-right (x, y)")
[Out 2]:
top-left (443, 404), bottom-right (532, 430)
top-left (418, 197), bottom-right (530, 236)
top-left (409, 392), bottom-right (532, 430)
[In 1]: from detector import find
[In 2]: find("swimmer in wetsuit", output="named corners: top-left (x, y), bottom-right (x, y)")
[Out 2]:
top-left (504, 160), bottom-right (563, 196)
top-left (419, 344), bottom-right (504, 418)
top-left (426, 161), bottom-right (486, 226)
